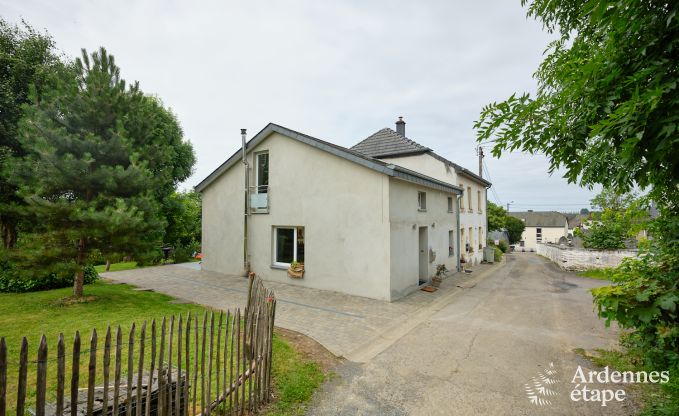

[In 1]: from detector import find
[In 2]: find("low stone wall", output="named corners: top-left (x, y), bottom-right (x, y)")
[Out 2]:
top-left (536, 243), bottom-right (638, 271)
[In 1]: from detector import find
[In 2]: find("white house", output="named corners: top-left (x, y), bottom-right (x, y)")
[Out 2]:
top-left (197, 121), bottom-right (489, 301)
top-left (508, 211), bottom-right (569, 251)
top-left (351, 117), bottom-right (491, 264)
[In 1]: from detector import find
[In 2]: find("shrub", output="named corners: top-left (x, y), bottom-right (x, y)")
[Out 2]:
top-left (0, 261), bottom-right (98, 293)
top-left (498, 240), bottom-right (509, 253)
top-left (173, 240), bottom-right (200, 263)
top-left (494, 246), bottom-right (503, 262)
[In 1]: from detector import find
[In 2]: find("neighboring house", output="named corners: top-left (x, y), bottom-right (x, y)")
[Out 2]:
top-left (351, 117), bottom-right (491, 265)
top-left (565, 213), bottom-right (593, 236)
top-left (508, 211), bottom-right (569, 251)
top-left (196, 122), bottom-right (467, 301)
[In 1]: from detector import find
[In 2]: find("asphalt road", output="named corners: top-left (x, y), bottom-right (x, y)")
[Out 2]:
top-left (308, 253), bottom-right (640, 416)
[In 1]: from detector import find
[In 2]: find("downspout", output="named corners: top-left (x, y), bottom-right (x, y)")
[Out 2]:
top-left (242, 128), bottom-right (251, 276)
top-left (456, 194), bottom-right (462, 272)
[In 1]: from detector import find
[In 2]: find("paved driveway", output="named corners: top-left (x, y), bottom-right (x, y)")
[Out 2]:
top-left (102, 262), bottom-right (495, 359)
top-left (308, 254), bottom-right (637, 416)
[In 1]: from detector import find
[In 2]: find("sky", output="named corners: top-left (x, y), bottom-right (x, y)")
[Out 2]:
top-left (2, 0), bottom-right (601, 213)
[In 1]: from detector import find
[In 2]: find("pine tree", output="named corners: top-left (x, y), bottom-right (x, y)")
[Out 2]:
top-left (13, 47), bottom-right (163, 297)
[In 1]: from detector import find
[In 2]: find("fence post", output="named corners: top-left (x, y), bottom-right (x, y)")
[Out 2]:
top-left (1, 337), bottom-right (7, 416)
top-left (70, 332), bottom-right (80, 416)
top-left (36, 335), bottom-right (48, 416)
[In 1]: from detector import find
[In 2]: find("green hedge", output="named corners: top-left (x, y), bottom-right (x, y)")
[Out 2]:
top-left (0, 262), bottom-right (98, 293)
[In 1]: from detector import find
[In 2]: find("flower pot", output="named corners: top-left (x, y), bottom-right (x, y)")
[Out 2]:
top-left (431, 277), bottom-right (442, 288)
top-left (287, 264), bottom-right (305, 279)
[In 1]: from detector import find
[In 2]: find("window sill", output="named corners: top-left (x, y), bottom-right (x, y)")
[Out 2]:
top-left (447, 210), bottom-right (454, 214)
top-left (418, 209), bottom-right (427, 212)
top-left (271, 263), bottom-right (289, 270)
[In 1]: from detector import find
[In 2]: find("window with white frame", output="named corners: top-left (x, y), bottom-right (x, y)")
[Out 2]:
top-left (273, 226), bottom-right (304, 266)
top-left (536, 227), bottom-right (542, 243)
top-left (255, 152), bottom-right (269, 193)
top-left (418, 191), bottom-right (427, 211)
top-left (467, 187), bottom-right (472, 211)
top-left (477, 190), bottom-right (482, 212)
top-left (449, 230), bottom-right (454, 256)
top-left (447, 196), bottom-right (454, 212)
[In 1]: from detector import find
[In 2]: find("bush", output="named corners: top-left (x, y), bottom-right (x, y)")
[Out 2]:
top-left (494, 246), bottom-right (503, 262)
top-left (498, 240), bottom-right (509, 253)
top-left (0, 261), bottom-right (98, 293)
top-left (173, 240), bottom-right (200, 263)
top-left (136, 250), bottom-right (163, 267)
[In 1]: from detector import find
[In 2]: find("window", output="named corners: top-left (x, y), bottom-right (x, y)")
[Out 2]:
top-left (447, 197), bottom-right (454, 212)
top-left (478, 227), bottom-right (483, 249)
top-left (418, 191), bottom-right (427, 211)
top-left (536, 227), bottom-right (542, 243)
top-left (256, 152), bottom-right (269, 193)
top-left (477, 190), bottom-right (482, 212)
top-left (467, 187), bottom-right (472, 211)
top-left (459, 185), bottom-right (465, 210)
top-left (469, 227), bottom-right (473, 251)
top-left (461, 228), bottom-right (465, 251)
top-left (449, 230), bottom-right (454, 256)
top-left (274, 226), bottom-right (304, 266)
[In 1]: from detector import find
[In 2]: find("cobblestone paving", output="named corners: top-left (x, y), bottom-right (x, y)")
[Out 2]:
top-left (102, 263), bottom-right (491, 358)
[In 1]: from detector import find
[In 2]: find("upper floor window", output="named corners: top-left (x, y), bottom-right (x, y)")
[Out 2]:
top-left (418, 191), bottom-right (427, 211)
top-left (459, 184), bottom-right (465, 209)
top-left (256, 152), bottom-right (269, 193)
top-left (477, 190), bottom-right (482, 212)
top-left (467, 187), bottom-right (472, 211)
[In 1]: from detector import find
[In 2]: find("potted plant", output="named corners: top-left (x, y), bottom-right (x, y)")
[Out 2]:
top-left (432, 264), bottom-right (447, 287)
top-left (287, 261), bottom-right (304, 279)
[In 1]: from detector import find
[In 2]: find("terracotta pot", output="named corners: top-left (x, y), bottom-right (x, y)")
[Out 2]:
top-left (287, 264), bottom-right (305, 279)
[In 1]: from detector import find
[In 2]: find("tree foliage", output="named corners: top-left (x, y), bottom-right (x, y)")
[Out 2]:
top-left (505, 216), bottom-right (525, 244)
top-left (486, 201), bottom-right (506, 232)
top-left (475, 0), bottom-right (678, 370)
top-left (164, 190), bottom-right (201, 248)
top-left (11, 47), bottom-right (193, 296)
top-left (0, 19), bottom-right (64, 248)
top-left (475, 1), bottom-right (679, 210)
top-left (581, 189), bottom-right (649, 249)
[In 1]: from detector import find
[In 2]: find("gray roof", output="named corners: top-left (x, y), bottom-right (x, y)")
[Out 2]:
top-left (195, 123), bottom-right (463, 195)
top-left (351, 128), bottom-right (430, 158)
top-left (508, 211), bottom-right (568, 227)
top-left (352, 128), bottom-right (491, 187)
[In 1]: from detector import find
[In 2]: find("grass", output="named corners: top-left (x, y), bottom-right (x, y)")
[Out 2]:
top-left (576, 268), bottom-right (613, 280)
top-left (0, 281), bottom-right (326, 415)
top-left (574, 347), bottom-right (678, 415)
top-left (93, 261), bottom-right (139, 273)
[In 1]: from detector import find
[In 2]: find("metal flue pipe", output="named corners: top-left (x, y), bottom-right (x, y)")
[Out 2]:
top-left (242, 128), bottom-right (251, 275)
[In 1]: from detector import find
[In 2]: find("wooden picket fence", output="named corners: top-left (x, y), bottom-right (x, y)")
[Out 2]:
top-left (0, 276), bottom-right (276, 416)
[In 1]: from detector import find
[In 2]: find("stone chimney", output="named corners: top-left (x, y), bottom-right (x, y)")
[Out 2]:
top-left (395, 116), bottom-right (406, 136)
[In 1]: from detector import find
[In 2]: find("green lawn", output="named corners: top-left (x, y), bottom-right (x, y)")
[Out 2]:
top-left (0, 281), bottom-right (325, 415)
top-left (93, 261), bottom-right (139, 273)
top-left (576, 268), bottom-right (613, 280)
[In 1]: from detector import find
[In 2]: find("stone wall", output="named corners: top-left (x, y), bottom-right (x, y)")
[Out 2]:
top-left (536, 243), bottom-right (638, 271)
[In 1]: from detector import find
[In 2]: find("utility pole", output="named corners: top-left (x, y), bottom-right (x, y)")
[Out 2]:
top-left (478, 146), bottom-right (484, 178)
top-left (506, 201), bottom-right (514, 212)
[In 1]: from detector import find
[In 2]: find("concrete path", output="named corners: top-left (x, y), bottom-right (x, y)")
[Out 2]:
top-left (308, 254), bottom-right (638, 416)
top-left (102, 262), bottom-right (495, 359)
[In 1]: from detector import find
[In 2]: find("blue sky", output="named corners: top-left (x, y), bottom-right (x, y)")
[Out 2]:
top-left (2, 0), bottom-right (601, 212)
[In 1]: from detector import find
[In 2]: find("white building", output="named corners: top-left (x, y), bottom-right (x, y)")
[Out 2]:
top-left (197, 121), bottom-right (490, 301)
top-left (508, 211), bottom-right (569, 251)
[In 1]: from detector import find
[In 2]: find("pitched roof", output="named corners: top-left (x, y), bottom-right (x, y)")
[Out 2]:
top-left (508, 211), bottom-right (568, 227)
top-left (195, 123), bottom-right (463, 195)
top-left (352, 128), bottom-right (491, 187)
top-left (351, 128), bottom-right (430, 158)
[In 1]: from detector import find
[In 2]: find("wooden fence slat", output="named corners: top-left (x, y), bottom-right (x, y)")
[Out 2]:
top-left (103, 326), bottom-right (111, 414)
top-left (241, 310), bottom-right (247, 416)
top-left (0, 337), bottom-right (6, 416)
top-left (56, 334), bottom-right (65, 416)
top-left (157, 317), bottom-right (166, 416)
top-left (87, 329), bottom-right (98, 416)
top-left (228, 311), bottom-right (235, 416)
top-left (200, 312), bottom-right (207, 415)
top-left (215, 311), bottom-right (222, 415)
top-left (136, 322), bottom-right (146, 416)
top-left (176, 314), bottom-right (183, 416)
top-left (222, 311), bottom-right (230, 416)
top-left (113, 326), bottom-right (122, 416)
top-left (16, 337), bottom-right (28, 416)
top-left (126, 323), bottom-right (136, 416)
top-left (206, 312), bottom-right (214, 416)
top-left (167, 315), bottom-right (174, 416)
top-left (234, 309), bottom-right (240, 416)
top-left (192, 315), bottom-right (198, 416)
top-left (185, 313), bottom-right (192, 416)
top-left (145, 320), bottom-right (156, 416)
top-left (70, 332), bottom-right (80, 416)
top-left (36, 335), bottom-right (48, 416)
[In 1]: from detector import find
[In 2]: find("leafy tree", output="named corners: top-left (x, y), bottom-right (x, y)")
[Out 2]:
top-left (590, 188), bottom-right (638, 212)
top-left (12, 48), bottom-right (165, 297)
top-left (475, 0), bottom-right (679, 372)
top-left (475, 1), bottom-right (679, 211)
top-left (164, 190), bottom-right (201, 248)
top-left (505, 216), bottom-right (525, 244)
top-left (0, 19), bottom-right (64, 248)
top-left (486, 201), bottom-right (506, 232)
